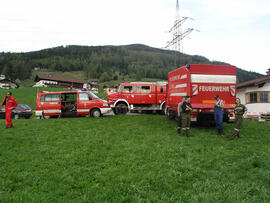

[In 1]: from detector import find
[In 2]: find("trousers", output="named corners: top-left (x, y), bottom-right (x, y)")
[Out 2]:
top-left (182, 113), bottom-right (191, 136)
top-left (214, 107), bottom-right (223, 130)
top-left (5, 109), bottom-right (13, 127)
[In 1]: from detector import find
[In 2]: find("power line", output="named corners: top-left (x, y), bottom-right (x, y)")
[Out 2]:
top-left (165, 0), bottom-right (198, 65)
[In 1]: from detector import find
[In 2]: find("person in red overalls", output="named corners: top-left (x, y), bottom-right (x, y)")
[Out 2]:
top-left (2, 92), bottom-right (18, 128)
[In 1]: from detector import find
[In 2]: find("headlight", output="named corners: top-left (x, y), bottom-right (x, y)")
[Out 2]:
top-left (103, 103), bottom-right (109, 107)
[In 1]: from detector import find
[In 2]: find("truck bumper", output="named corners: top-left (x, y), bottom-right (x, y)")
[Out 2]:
top-left (35, 110), bottom-right (43, 117)
top-left (100, 107), bottom-right (112, 115)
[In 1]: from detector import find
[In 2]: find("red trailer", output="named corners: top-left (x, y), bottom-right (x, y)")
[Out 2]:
top-left (166, 64), bottom-right (236, 123)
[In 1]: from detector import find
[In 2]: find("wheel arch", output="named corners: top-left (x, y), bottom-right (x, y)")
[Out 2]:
top-left (114, 99), bottom-right (129, 108)
top-left (160, 101), bottom-right (166, 110)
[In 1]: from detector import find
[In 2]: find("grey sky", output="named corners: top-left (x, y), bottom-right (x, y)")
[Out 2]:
top-left (0, 0), bottom-right (269, 74)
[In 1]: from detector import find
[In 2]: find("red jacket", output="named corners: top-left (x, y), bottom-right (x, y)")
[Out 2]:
top-left (2, 96), bottom-right (18, 110)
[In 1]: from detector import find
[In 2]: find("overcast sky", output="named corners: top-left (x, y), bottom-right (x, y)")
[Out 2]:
top-left (1, 0), bottom-right (269, 74)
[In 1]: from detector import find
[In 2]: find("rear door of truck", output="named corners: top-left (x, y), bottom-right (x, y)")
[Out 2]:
top-left (189, 65), bottom-right (236, 110)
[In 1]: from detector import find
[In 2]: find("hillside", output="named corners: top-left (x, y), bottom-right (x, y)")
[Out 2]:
top-left (0, 44), bottom-right (263, 83)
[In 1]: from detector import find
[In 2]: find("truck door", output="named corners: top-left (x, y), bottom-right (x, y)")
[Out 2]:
top-left (77, 92), bottom-right (95, 115)
top-left (121, 85), bottom-right (134, 103)
top-left (134, 85), bottom-right (152, 104)
top-left (156, 86), bottom-right (166, 105)
top-left (43, 94), bottom-right (61, 116)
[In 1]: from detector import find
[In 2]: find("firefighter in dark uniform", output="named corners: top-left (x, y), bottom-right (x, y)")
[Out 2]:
top-left (181, 96), bottom-right (192, 137)
top-left (177, 97), bottom-right (185, 134)
top-left (229, 98), bottom-right (247, 140)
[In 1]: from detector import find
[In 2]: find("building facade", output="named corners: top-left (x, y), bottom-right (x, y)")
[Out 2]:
top-left (237, 72), bottom-right (270, 116)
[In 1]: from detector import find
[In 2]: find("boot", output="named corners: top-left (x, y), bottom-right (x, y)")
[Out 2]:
top-left (220, 129), bottom-right (223, 135)
top-left (177, 127), bottom-right (181, 134)
top-left (228, 132), bottom-right (237, 140)
top-left (237, 132), bottom-right (241, 138)
top-left (186, 129), bottom-right (190, 137)
top-left (218, 129), bottom-right (223, 135)
top-left (183, 129), bottom-right (186, 137)
top-left (217, 129), bottom-right (220, 135)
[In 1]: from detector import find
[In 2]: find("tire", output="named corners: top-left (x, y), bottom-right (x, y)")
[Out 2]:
top-left (158, 104), bottom-right (166, 115)
top-left (42, 112), bottom-right (50, 119)
top-left (166, 109), bottom-right (175, 120)
top-left (91, 109), bottom-right (101, 118)
top-left (114, 103), bottom-right (128, 115)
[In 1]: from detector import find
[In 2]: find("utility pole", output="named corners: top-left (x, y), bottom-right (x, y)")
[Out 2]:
top-left (165, 0), bottom-right (197, 67)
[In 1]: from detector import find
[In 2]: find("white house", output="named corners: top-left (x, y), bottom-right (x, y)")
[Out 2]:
top-left (237, 70), bottom-right (270, 117)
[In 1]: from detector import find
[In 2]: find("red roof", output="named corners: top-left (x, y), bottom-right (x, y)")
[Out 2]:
top-left (35, 74), bottom-right (84, 84)
top-left (237, 75), bottom-right (270, 89)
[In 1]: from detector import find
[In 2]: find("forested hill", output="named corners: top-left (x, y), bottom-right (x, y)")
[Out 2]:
top-left (0, 44), bottom-right (263, 83)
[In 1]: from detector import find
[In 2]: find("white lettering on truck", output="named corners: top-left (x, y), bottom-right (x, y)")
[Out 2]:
top-left (199, 86), bottom-right (229, 92)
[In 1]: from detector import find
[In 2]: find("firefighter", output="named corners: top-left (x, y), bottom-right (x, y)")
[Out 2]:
top-left (2, 92), bottom-right (18, 128)
top-left (214, 94), bottom-right (224, 135)
top-left (229, 98), bottom-right (247, 140)
top-left (177, 97), bottom-right (185, 134)
top-left (181, 96), bottom-right (192, 137)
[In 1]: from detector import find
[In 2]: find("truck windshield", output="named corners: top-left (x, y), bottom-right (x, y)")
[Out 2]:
top-left (117, 85), bottom-right (122, 92)
top-left (88, 91), bottom-right (99, 99)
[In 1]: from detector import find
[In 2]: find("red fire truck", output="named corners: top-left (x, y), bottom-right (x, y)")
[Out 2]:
top-left (36, 90), bottom-right (111, 118)
top-left (107, 82), bottom-right (167, 114)
top-left (166, 64), bottom-right (236, 123)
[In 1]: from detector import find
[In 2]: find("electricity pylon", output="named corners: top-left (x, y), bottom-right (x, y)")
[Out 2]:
top-left (165, 0), bottom-right (197, 66)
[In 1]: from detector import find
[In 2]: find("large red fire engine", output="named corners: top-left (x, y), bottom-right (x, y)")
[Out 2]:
top-left (36, 90), bottom-right (111, 118)
top-left (166, 64), bottom-right (236, 123)
top-left (107, 82), bottom-right (167, 114)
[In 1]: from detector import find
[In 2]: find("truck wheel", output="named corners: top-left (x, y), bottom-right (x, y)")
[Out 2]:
top-left (166, 110), bottom-right (175, 120)
top-left (159, 104), bottom-right (166, 115)
top-left (91, 109), bottom-right (101, 118)
top-left (114, 103), bottom-right (128, 115)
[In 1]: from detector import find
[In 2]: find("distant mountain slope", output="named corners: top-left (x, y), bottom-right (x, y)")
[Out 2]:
top-left (0, 44), bottom-right (263, 83)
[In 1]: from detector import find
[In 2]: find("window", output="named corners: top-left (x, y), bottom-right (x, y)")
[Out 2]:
top-left (260, 92), bottom-right (268, 102)
top-left (40, 95), bottom-right (45, 102)
top-left (88, 91), bottom-right (99, 99)
top-left (117, 85), bottom-right (122, 92)
top-left (134, 86), bottom-right (141, 93)
top-left (123, 86), bottom-right (133, 93)
top-left (79, 93), bottom-right (90, 101)
top-left (250, 92), bottom-right (257, 103)
top-left (44, 94), bottom-right (59, 102)
top-left (246, 91), bottom-right (270, 103)
top-left (141, 86), bottom-right (151, 93)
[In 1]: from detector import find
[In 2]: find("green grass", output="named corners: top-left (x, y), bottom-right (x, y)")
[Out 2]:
top-left (0, 115), bottom-right (269, 202)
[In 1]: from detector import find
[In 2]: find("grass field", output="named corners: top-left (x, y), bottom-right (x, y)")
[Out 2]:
top-left (0, 115), bottom-right (270, 202)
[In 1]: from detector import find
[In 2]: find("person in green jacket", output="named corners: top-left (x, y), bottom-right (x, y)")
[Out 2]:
top-left (229, 98), bottom-right (247, 140)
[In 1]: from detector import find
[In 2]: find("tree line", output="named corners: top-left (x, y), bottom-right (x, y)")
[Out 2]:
top-left (0, 44), bottom-right (263, 83)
